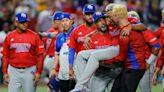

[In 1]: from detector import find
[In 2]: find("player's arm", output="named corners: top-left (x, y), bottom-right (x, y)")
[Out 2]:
top-left (68, 47), bottom-right (75, 79)
top-left (154, 28), bottom-right (162, 38)
top-left (84, 31), bottom-right (97, 49)
top-left (35, 36), bottom-right (45, 75)
top-left (85, 31), bottom-right (97, 37)
top-left (132, 22), bottom-right (147, 31)
top-left (50, 36), bottom-right (61, 76)
top-left (67, 30), bottom-right (77, 79)
top-left (38, 31), bottom-right (58, 38)
top-left (2, 36), bottom-right (10, 83)
top-left (146, 43), bottom-right (160, 64)
top-left (2, 36), bottom-right (10, 75)
top-left (68, 31), bottom-right (77, 68)
top-left (143, 30), bottom-right (160, 64)
top-left (50, 54), bottom-right (59, 77)
top-left (152, 53), bottom-right (163, 85)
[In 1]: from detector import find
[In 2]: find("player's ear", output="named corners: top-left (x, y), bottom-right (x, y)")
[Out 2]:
top-left (70, 20), bottom-right (74, 25)
top-left (14, 20), bottom-right (18, 26)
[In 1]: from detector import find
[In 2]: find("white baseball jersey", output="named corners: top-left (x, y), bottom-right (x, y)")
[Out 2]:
top-left (58, 43), bottom-right (69, 80)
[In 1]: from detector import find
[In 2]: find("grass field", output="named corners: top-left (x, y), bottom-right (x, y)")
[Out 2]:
top-left (0, 84), bottom-right (163, 92)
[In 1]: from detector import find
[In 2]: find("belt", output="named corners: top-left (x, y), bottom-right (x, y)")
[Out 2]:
top-left (10, 65), bottom-right (28, 69)
top-left (48, 55), bottom-right (54, 58)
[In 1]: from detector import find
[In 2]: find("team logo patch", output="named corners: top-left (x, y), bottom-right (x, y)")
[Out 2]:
top-left (95, 12), bottom-right (101, 16)
top-left (39, 45), bottom-right (44, 48)
top-left (10, 38), bottom-right (14, 42)
top-left (78, 32), bottom-right (82, 35)
top-left (94, 41), bottom-right (98, 44)
top-left (21, 13), bottom-right (27, 18)
top-left (87, 5), bottom-right (93, 10)
top-left (10, 43), bottom-right (31, 52)
top-left (61, 14), bottom-right (65, 18)
top-left (31, 71), bottom-right (35, 75)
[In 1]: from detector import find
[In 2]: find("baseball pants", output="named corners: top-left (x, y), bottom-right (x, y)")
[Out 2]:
top-left (74, 45), bottom-right (119, 90)
top-left (8, 65), bottom-right (37, 92)
top-left (43, 55), bottom-right (54, 74)
top-left (139, 63), bottom-right (154, 92)
top-left (89, 66), bottom-right (122, 92)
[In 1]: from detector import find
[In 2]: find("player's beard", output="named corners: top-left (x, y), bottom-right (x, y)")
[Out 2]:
top-left (86, 20), bottom-right (93, 26)
top-left (63, 26), bottom-right (70, 32)
top-left (100, 24), bottom-right (107, 32)
top-left (20, 27), bottom-right (27, 32)
top-left (17, 26), bottom-right (27, 33)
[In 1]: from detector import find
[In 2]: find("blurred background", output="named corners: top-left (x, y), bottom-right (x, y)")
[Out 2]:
top-left (0, 0), bottom-right (164, 92)
top-left (0, 0), bottom-right (164, 32)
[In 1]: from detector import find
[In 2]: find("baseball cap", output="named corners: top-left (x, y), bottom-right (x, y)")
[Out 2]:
top-left (93, 12), bottom-right (106, 22)
top-left (60, 13), bottom-right (72, 20)
top-left (15, 12), bottom-right (29, 23)
top-left (83, 4), bottom-right (96, 14)
top-left (49, 11), bottom-right (63, 20)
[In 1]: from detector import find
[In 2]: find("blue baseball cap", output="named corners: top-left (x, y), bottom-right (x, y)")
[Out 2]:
top-left (15, 12), bottom-right (29, 23)
top-left (93, 12), bottom-right (106, 22)
top-left (60, 13), bottom-right (72, 20)
top-left (49, 11), bottom-right (63, 20)
top-left (83, 4), bottom-right (96, 14)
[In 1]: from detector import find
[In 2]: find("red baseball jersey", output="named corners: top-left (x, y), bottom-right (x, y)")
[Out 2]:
top-left (156, 29), bottom-right (164, 69)
top-left (108, 23), bottom-right (120, 46)
top-left (108, 18), bottom-right (138, 45)
top-left (2, 29), bottom-right (45, 74)
top-left (154, 24), bottom-right (164, 37)
top-left (68, 23), bottom-right (96, 53)
top-left (88, 31), bottom-right (116, 64)
top-left (142, 29), bottom-right (159, 59)
top-left (42, 28), bottom-right (60, 56)
top-left (89, 31), bottom-right (112, 49)
top-left (106, 30), bottom-right (146, 69)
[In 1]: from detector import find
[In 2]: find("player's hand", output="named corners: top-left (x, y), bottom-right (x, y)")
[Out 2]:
top-left (121, 25), bottom-right (132, 37)
top-left (50, 68), bottom-right (57, 77)
top-left (84, 36), bottom-right (92, 49)
top-left (38, 32), bottom-right (47, 37)
top-left (3, 73), bottom-right (9, 85)
top-left (146, 64), bottom-right (150, 70)
top-left (33, 73), bottom-right (41, 83)
top-left (152, 73), bottom-right (158, 86)
top-left (161, 68), bottom-right (164, 78)
top-left (69, 66), bottom-right (74, 80)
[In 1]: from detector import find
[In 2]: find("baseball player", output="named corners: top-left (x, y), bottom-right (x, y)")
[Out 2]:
top-left (42, 11), bottom-right (62, 75)
top-left (71, 4), bottom-right (147, 92)
top-left (73, 12), bottom-right (122, 92)
top-left (128, 11), bottom-right (160, 92)
top-left (70, 14), bottom-right (120, 92)
top-left (2, 12), bottom-right (45, 92)
top-left (152, 9), bottom-right (164, 87)
top-left (50, 13), bottom-right (76, 92)
top-left (41, 11), bottom-right (63, 92)
top-left (39, 11), bottom-right (63, 38)
top-left (110, 5), bottom-right (147, 92)
top-left (72, 4), bottom-right (148, 92)
top-left (68, 4), bottom-right (96, 79)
